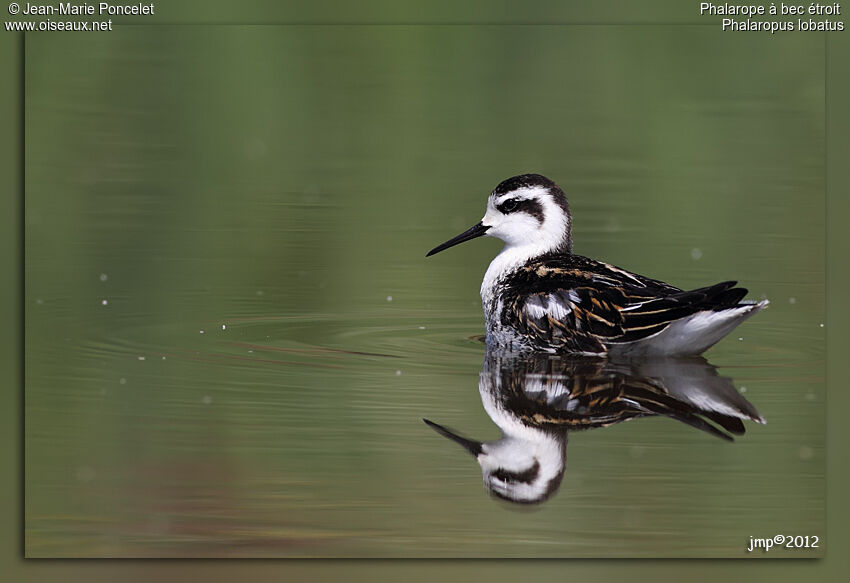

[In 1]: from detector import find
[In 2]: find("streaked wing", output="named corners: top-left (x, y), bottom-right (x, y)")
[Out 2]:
top-left (509, 264), bottom-right (748, 350)
top-left (499, 357), bottom-right (744, 440)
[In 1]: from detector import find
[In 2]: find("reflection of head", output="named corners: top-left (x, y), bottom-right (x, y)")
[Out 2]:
top-left (480, 435), bottom-right (566, 504)
top-left (424, 351), bottom-right (764, 505)
top-left (424, 419), bottom-right (567, 505)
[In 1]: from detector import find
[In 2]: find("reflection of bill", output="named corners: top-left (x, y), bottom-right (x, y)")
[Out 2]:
top-left (424, 351), bottom-right (764, 505)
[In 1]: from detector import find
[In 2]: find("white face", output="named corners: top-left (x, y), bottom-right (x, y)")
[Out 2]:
top-left (476, 436), bottom-right (565, 504)
top-left (481, 186), bottom-right (570, 252)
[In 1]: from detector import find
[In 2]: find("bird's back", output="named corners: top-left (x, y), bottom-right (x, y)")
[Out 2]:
top-left (488, 253), bottom-right (766, 355)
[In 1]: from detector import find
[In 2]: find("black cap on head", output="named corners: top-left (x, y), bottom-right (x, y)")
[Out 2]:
top-left (492, 174), bottom-right (556, 197)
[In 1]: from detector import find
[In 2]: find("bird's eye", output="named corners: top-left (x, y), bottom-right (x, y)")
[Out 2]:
top-left (492, 469), bottom-right (517, 484)
top-left (500, 198), bottom-right (518, 213)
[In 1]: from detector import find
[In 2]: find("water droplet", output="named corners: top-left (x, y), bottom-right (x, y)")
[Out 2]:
top-left (739, 386), bottom-right (747, 393)
top-left (101, 299), bottom-right (108, 306)
top-left (99, 273), bottom-right (108, 282)
top-left (119, 378), bottom-right (127, 385)
top-left (386, 296), bottom-right (393, 302)
top-left (395, 370), bottom-right (402, 376)
top-left (202, 395), bottom-right (212, 405)
top-left (418, 326), bottom-right (426, 330)
top-left (690, 248), bottom-right (703, 260)
top-left (789, 297), bottom-right (797, 304)
top-left (138, 356), bottom-right (145, 361)
top-left (221, 324), bottom-right (226, 331)
top-left (738, 337), bottom-right (743, 341)
top-left (798, 446), bottom-right (813, 460)
top-left (819, 323), bottom-right (824, 328)
top-left (199, 330), bottom-right (205, 334)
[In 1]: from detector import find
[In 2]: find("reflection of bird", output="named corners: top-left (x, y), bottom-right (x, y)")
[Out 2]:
top-left (426, 174), bottom-right (768, 355)
top-left (424, 352), bottom-right (764, 505)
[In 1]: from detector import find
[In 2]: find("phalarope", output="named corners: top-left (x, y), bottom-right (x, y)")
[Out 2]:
top-left (426, 174), bottom-right (768, 356)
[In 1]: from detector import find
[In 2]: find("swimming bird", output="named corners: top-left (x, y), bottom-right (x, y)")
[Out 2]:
top-left (426, 174), bottom-right (768, 356)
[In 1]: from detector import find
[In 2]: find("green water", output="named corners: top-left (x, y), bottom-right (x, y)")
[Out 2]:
top-left (25, 26), bottom-right (824, 557)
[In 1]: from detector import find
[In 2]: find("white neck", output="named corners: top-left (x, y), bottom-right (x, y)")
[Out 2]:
top-left (480, 242), bottom-right (547, 305)
top-left (478, 369), bottom-right (566, 494)
top-left (479, 365), bottom-right (563, 447)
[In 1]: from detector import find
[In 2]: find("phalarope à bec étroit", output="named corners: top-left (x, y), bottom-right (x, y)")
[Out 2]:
top-left (426, 174), bottom-right (768, 356)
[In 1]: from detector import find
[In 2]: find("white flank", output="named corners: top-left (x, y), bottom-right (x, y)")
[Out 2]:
top-left (610, 300), bottom-right (769, 357)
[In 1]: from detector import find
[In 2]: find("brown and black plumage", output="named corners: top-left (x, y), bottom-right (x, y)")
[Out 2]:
top-left (490, 353), bottom-right (762, 441)
top-left (501, 252), bottom-right (756, 355)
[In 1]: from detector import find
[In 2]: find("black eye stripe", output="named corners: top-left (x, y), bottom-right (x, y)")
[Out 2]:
top-left (497, 198), bottom-right (545, 224)
top-left (492, 460), bottom-right (541, 484)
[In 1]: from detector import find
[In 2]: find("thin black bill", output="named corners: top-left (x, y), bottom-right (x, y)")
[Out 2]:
top-left (425, 222), bottom-right (490, 257)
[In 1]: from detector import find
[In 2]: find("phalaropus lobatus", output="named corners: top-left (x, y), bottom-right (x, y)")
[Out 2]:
top-left (426, 174), bottom-right (768, 355)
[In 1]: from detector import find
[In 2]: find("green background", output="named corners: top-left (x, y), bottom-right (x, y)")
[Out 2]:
top-left (2, 0), bottom-right (847, 579)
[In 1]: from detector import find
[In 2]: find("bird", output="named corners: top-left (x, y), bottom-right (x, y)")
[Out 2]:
top-left (424, 351), bottom-right (764, 504)
top-left (426, 174), bottom-right (768, 356)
